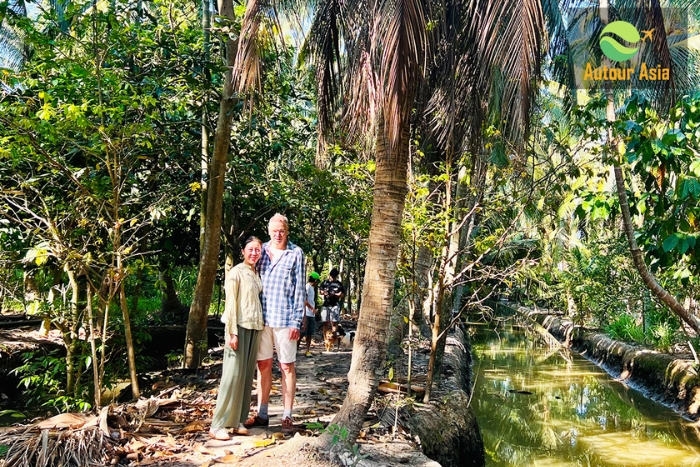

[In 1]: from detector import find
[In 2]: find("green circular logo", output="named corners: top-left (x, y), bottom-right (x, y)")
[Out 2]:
top-left (599, 21), bottom-right (640, 62)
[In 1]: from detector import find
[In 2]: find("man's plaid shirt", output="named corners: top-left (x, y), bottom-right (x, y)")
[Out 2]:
top-left (259, 240), bottom-right (306, 329)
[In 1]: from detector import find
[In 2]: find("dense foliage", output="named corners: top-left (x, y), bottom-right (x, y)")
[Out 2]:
top-left (0, 0), bottom-right (698, 426)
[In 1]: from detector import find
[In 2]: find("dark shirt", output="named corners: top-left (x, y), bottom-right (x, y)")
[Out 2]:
top-left (319, 279), bottom-right (345, 307)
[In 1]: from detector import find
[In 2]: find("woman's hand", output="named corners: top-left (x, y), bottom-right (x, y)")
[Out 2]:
top-left (229, 334), bottom-right (238, 350)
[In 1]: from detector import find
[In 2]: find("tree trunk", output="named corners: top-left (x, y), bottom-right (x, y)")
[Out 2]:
top-left (86, 288), bottom-right (101, 408)
top-left (324, 118), bottom-right (409, 442)
top-left (355, 248), bottom-right (363, 317)
top-left (184, 0), bottom-right (237, 368)
top-left (425, 159), bottom-right (461, 401)
top-left (200, 0), bottom-right (211, 257)
top-left (415, 244), bottom-right (434, 338)
top-left (599, 2), bottom-right (700, 336)
top-left (612, 164), bottom-right (700, 333)
top-left (343, 259), bottom-right (351, 315)
top-left (65, 268), bottom-right (80, 395)
top-left (115, 220), bottom-right (140, 399)
top-left (160, 269), bottom-right (182, 312)
top-left (119, 277), bottom-right (140, 399)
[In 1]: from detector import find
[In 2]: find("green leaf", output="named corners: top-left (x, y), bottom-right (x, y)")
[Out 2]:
top-left (662, 234), bottom-right (680, 252)
top-left (680, 235), bottom-right (696, 255)
top-left (690, 159), bottom-right (700, 177)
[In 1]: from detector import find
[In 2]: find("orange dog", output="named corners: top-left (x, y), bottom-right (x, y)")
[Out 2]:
top-left (324, 324), bottom-right (345, 351)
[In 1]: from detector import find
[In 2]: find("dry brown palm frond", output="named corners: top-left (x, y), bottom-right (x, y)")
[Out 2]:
top-left (303, 0), bottom-right (344, 140)
top-left (232, 0), bottom-right (266, 96)
top-left (343, 44), bottom-right (379, 148)
top-left (0, 425), bottom-right (116, 467)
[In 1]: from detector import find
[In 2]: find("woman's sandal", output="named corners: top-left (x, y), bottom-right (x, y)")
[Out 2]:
top-left (209, 428), bottom-right (230, 440)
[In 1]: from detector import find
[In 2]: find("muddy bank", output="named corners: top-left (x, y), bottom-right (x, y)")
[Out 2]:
top-left (382, 325), bottom-right (484, 467)
top-left (521, 306), bottom-right (700, 421)
top-left (407, 327), bottom-right (485, 467)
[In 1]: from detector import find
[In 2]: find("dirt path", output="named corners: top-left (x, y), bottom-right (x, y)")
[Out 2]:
top-left (134, 327), bottom-right (438, 466)
top-left (0, 321), bottom-right (442, 467)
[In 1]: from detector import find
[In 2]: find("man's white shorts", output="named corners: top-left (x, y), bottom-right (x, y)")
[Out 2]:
top-left (256, 326), bottom-right (297, 364)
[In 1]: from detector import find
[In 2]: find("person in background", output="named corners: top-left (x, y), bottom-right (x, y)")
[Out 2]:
top-left (209, 236), bottom-right (264, 441)
top-left (245, 213), bottom-right (306, 433)
top-left (319, 268), bottom-right (345, 338)
top-left (300, 272), bottom-right (320, 357)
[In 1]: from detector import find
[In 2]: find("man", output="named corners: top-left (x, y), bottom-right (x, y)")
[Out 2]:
top-left (299, 272), bottom-right (319, 357)
top-left (244, 213), bottom-right (306, 433)
top-left (319, 268), bottom-right (345, 338)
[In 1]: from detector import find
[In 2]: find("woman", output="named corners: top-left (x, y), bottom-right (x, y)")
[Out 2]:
top-left (209, 236), bottom-right (264, 440)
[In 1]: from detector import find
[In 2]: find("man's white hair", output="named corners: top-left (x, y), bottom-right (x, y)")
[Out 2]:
top-left (268, 213), bottom-right (289, 230)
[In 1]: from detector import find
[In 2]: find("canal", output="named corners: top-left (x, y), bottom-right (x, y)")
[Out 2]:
top-left (469, 319), bottom-right (700, 466)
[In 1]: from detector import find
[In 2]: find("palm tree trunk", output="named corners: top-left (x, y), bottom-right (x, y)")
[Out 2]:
top-left (324, 118), bottom-right (410, 442)
top-left (184, 0), bottom-right (237, 368)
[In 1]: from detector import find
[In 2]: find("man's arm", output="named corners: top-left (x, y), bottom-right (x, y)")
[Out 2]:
top-left (291, 248), bottom-right (306, 329)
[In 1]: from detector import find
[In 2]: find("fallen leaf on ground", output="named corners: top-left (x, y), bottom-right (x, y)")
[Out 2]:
top-left (33, 413), bottom-right (91, 429)
top-left (214, 454), bottom-right (239, 463)
top-left (180, 420), bottom-right (206, 433)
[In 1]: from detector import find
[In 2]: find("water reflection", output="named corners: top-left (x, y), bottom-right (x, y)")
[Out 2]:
top-left (470, 321), bottom-right (700, 466)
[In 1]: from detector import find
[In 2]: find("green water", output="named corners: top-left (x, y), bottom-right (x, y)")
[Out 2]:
top-left (469, 321), bottom-right (700, 467)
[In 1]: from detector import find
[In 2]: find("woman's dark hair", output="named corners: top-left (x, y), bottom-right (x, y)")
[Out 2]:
top-left (242, 236), bottom-right (262, 249)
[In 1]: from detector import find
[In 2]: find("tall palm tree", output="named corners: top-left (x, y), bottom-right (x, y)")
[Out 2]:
top-left (305, 0), bottom-right (546, 440)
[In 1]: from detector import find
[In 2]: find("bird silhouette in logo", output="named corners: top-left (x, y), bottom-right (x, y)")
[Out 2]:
top-left (640, 28), bottom-right (654, 43)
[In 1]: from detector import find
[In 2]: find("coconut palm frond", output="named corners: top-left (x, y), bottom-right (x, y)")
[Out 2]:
top-left (478, 0), bottom-right (545, 148)
top-left (419, 0), bottom-right (467, 155)
top-left (636, 0), bottom-right (678, 105)
top-left (377, 0), bottom-right (428, 159)
top-left (302, 0), bottom-right (344, 147)
top-left (0, 0), bottom-right (28, 71)
top-left (668, 33), bottom-right (700, 91)
top-left (542, 0), bottom-right (577, 108)
top-left (0, 28), bottom-right (25, 70)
